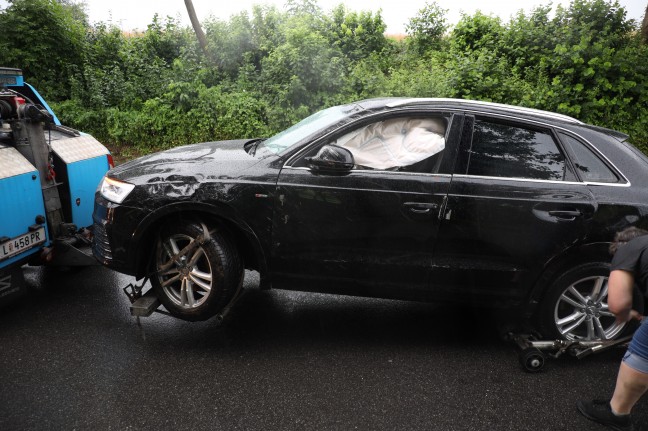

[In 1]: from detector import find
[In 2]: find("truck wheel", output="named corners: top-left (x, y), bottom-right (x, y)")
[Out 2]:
top-left (151, 222), bottom-right (242, 321)
top-left (539, 262), bottom-right (644, 341)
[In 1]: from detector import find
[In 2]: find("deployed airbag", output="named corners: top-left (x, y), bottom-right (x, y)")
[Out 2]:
top-left (334, 118), bottom-right (446, 170)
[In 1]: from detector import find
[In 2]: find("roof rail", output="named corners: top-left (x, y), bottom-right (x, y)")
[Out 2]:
top-left (386, 98), bottom-right (583, 124)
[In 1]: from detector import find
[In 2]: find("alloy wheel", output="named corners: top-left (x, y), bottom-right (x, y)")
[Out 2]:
top-left (553, 275), bottom-right (625, 341)
top-left (156, 233), bottom-right (213, 309)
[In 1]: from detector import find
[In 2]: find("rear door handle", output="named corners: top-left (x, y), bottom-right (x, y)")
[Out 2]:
top-left (403, 202), bottom-right (439, 214)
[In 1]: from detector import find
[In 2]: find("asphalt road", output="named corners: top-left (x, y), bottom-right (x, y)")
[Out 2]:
top-left (0, 266), bottom-right (646, 431)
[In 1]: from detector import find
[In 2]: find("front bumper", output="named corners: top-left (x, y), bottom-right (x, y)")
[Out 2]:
top-left (92, 193), bottom-right (143, 276)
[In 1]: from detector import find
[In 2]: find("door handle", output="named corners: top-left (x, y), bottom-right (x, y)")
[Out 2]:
top-left (403, 202), bottom-right (439, 214)
top-left (548, 210), bottom-right (583, 220)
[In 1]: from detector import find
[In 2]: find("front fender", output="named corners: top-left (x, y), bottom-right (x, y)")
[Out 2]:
top-left (130, 201), bottom-right (268, 279)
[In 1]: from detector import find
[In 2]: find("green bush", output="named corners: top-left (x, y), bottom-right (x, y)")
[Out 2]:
top-left (3, 0), bottom-right (647, 155)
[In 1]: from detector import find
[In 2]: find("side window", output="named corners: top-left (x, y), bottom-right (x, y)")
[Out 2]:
top-left (332, 117), bottom-right (447, 173)
top-left (559, 133), bottom-right (619, 183)
top-left (467, 120), bottom-right (566, 181)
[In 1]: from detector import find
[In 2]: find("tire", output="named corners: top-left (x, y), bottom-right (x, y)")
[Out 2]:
top-left (538, 262), bottom-right (644, 341)
top-left (151, 221), bottom-right (242, 321)
top-left (519, 348), bottom-right (546, 373)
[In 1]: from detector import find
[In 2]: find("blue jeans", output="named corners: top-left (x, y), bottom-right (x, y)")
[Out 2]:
top-left (624, 318), bottom-right (648, 373)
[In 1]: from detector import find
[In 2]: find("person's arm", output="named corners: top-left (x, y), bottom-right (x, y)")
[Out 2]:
top-left (607, 269), bottom-right (642, 324)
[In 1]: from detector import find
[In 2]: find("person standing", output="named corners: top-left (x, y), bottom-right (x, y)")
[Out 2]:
top-left (578, 227), bottom-right (648, 431)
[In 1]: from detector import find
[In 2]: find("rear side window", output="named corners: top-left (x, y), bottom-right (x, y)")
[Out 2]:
top-left (467, 120), bottom-right (566, 181)
top-left (559, 133), bottom-right (618, 183)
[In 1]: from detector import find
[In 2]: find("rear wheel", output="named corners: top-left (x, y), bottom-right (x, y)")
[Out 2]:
top-left (151, 221), bottom-right (242, 321)
top-left (539, 263), bottom-right (643, 341)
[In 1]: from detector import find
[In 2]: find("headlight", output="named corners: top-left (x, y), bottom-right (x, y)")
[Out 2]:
top-left (99, 176), bottom-right (135, 203)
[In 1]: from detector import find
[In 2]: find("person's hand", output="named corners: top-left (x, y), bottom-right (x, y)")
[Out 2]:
top-left (614, 309), bottom-right (643, 325)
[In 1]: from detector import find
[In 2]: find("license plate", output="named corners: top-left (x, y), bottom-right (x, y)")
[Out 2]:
top-left (0, 227), bottom-right (46, 261)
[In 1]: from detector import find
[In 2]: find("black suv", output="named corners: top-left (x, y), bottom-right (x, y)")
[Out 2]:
top-left (92, 98), bottom-right (648, 340)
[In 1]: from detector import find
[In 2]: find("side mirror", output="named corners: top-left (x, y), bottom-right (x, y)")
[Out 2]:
top-left (306, 145), bottom-right (354, 175)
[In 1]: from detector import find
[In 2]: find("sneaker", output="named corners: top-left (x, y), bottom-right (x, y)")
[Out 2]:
top-left (577, 399), bottom-right (633, 431)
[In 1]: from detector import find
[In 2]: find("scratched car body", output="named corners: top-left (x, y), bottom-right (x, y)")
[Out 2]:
top-left (93, 98), bottom-right (648, 340)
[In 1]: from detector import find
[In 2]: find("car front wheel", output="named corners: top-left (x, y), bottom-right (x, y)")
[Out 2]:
top-left (151, 221), bottom-right (242, 321)
top-left (539, 263), bottom-right (643, 341)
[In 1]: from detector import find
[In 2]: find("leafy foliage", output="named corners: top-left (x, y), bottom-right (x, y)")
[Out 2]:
top-left (406, 1), bottom-right (449, 54)
top-left (324, 5), bottom-right (388, 62)
top-left (2, 0), bottom-right (647, 154)
top-left (451, 12), bottom-right (503, 53)
top-left (0, 0), bottom-right (86, 100)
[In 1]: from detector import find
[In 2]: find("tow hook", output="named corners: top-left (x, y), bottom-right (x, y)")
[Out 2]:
top-left (39, 247), bottom-right (53, 263)
top-left (123, 277), bottom-right (164, 318)
top-left (122, 277), bottom-right (148, 303)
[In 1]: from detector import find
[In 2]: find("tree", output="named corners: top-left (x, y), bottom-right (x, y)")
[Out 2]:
top-left (451, 11), bottom-right (503, 53)
top-left (184, 0), bottom-right (209, 58)
top-left (260, 14), bottom-right (347, 128)
top-left (322, 5), bottom-right (388, 62)
top-left (642, 4), bottom-right (648, 43)
top-left (0, 0), bottom-right (87, 100)
top-left (285, 0), bottom-right (320, 16)
top-left (406, 1), bottom-right (448, 54)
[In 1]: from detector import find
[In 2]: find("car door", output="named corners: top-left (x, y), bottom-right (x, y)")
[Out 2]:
top-left (271, 112), bottom-right (462, 299)
top-left (430, 115), bottom-right (597, 307)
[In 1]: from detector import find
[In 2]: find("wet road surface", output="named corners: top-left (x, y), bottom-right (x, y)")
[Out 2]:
top-left (0, 266), bottom-right (646, 430)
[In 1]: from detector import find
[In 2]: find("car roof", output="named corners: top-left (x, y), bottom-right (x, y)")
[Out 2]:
top-left (356, 97), bottom-right (583, 125)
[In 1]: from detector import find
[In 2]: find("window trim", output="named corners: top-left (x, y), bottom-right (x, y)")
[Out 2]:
top-left (281, 107), bottom-right (631, 188)
top-left (281, 165), bottom-right (453, 179)
top-left (464, 116), bottom-right (571, 182)
top-left (456, 112), bottom-right (630, 187)
top-left (556, 130), bottom-right (623, 184)
top-left (451, 173), bottom-right (630, 187)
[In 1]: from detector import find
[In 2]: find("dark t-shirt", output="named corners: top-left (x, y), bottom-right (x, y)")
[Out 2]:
top-left (610, 235), bottom-right (648, 295)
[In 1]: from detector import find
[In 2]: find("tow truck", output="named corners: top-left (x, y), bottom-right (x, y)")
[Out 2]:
top-left (0, 67), bottom-right (112, 304)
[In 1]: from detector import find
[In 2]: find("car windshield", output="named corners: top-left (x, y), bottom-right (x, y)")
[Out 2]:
top-left (259, 105), bottom-right (354, 154)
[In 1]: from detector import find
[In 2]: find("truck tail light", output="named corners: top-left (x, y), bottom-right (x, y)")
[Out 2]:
top-left (107, 154), bottom-right (115, 169)
top-left (13, 96), bottom-right (25, 110)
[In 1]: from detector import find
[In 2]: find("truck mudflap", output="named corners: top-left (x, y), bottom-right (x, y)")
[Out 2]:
top-left (0, 267), bottom-right (27, 306)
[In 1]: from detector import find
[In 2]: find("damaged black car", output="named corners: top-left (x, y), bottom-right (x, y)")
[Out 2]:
top-left (92, 98), bottom-right (648, 341)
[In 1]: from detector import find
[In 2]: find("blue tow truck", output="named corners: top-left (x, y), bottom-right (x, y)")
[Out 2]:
top-left (0, 67), bottom-right (112, 304)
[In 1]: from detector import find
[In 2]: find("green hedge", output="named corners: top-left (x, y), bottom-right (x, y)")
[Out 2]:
top-left (3, 0), bottom-right (646, 155)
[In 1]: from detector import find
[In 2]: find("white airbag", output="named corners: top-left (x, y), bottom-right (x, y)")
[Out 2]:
top-left (334, 118), bottom-right (446, 170)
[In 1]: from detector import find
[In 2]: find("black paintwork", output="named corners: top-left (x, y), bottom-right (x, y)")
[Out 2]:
top-left (92, 98), bottom-right (648, 317)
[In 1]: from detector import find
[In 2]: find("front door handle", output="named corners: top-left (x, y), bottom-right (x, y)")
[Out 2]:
top-left (548, 210), bottom-right (583, 221)
top-left (403, 202), bottom-right (439, 214)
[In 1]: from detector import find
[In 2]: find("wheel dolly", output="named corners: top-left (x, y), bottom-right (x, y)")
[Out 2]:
top-left (120, 222), bottom-right (247, 324)
top-left (122, 276), bottom-right (247, 323)
top-left (509, 332), bottom-right (633, 372)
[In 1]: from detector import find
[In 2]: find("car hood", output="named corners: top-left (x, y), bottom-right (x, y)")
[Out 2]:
top-left (109, 139), bottom-right (266, 185)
